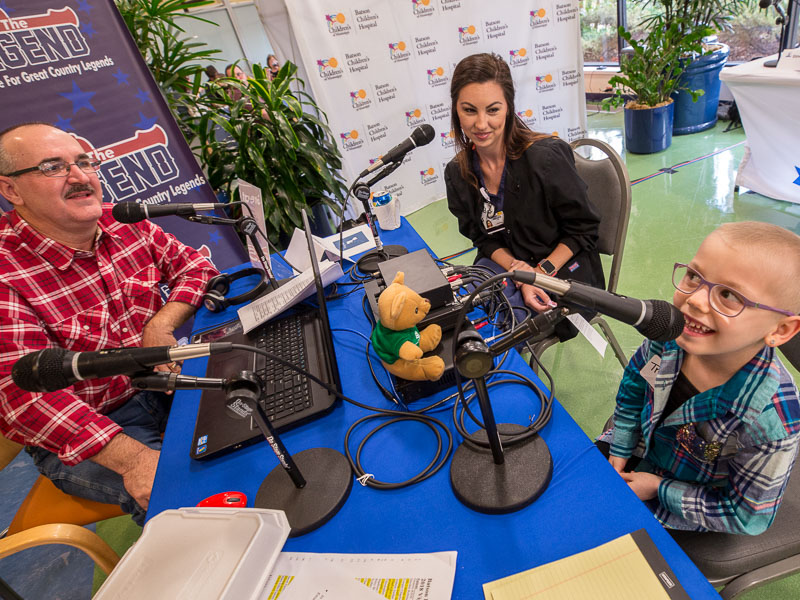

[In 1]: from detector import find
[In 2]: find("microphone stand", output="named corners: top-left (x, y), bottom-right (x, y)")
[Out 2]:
top-left (349, 161), bottom-right (408, 274)
top-left (764, 0), bottom-right (788, 68)
top-left (130, 370), bottom-right (352, 537)
top-left (186, 214), bottom-right (280, 290)
top-left (449, 309), bottom-right (567, 514)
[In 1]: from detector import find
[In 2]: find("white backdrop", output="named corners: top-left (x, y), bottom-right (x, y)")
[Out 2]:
top-left (273, 0), bottom-right (587, 215)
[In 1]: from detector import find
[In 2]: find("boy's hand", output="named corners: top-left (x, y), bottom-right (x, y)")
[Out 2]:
top-left (608, 455), bottom-right (627, 473)
top-left (621, 471), bottom-right (662, 501)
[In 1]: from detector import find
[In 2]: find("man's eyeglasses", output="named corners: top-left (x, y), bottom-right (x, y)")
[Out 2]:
top-left (4, 158), bottom-right (101, 178)
top-left (672, 263), bottom-right (795, 318)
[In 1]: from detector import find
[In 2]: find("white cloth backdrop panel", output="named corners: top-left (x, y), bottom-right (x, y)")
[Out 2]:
top-left (279, 0), bottom-right (587, 215)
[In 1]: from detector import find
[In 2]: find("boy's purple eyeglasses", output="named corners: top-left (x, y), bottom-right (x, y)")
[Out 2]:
top-left (672, 263), bottom-right (796, 318)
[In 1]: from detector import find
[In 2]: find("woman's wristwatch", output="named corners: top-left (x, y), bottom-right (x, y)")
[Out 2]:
top-left (537, 258), bottom-right (558, 276)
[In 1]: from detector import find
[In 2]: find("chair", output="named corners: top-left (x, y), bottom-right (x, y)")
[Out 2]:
top-left (530, 138), bottom-right (632, 371)
top-left (0, 433), bottom-right (122, 581)
top-left (779, 334), bottom-right (800, 371)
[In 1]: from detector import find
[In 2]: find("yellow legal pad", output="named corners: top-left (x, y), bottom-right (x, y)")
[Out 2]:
top-left (483, 529), bottom-right (689, 600)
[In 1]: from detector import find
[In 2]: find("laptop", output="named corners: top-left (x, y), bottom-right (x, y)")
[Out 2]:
top-left (189, 210), bottom-right (341, 460)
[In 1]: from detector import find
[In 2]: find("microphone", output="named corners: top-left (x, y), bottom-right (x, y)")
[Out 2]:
top-left (129, 372), bottom-right (227, 393)
top-left (359, 124), bottom-right (435, 177)
top-left (112, 201), bottom-right (227, 224)
top-left (11, 344), bottom-right (234, 393)
top-left (510, 271), bottom-right (685, 342)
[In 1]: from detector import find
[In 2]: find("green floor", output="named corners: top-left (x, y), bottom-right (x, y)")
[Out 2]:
top-left (407, 110), bottom-right (800, 600)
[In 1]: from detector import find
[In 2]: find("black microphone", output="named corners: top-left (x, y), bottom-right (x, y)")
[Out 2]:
top-left (359, 124), bottom-right (435, 177)
top-left (510, 271), bottom-right (685, 342)
top-left (112, 201), bottom-right (227, 224)
top-left (129, 372), bottom-right (227, 392)
top-left (759, 0), bottom-right (773, 8)
top-left (11, 344), bottom-right (234, 393)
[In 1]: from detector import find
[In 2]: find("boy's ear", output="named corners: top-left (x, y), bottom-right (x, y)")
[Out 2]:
top-left (767, 316), bottom-right (800, 348)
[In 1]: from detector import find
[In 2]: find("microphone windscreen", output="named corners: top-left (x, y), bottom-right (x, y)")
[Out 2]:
top-left (412, 124), bottom-right (436, 147)
top-left (639, 301), bottom-right (685, 342)
top-left (759, 0), bottom-right (772, 8)
top-left (11, 348), bottom-right (70, 393)
top-left (112, 202), bottom-right (146, 224)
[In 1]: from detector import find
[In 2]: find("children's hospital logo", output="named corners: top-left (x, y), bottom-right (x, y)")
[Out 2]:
top-left (516, 108), bottom-right (538, 128)
top-left (340, 129), bottom-right (364, 151)
top-left (536, 73), bottom-right (556, 92)
top-left (458, 25), bottom-right (479, 45)
top-left (316, 57), bottom-right (343, 80)
top-left (420, 167), bottom-right (439, 185)
top-left (350, 89), bottom-right (371, 110)
top-left (509, 47), bottom-right (529, 67)
top-left (412, 0), bottom-right (435, 17)
top-left (426, 66), bottom-right (448, 87)
top-left (440, 130), bottom-right (456, 149)
top-left (389, 41), bottom-right (411, 62)
top-left (405, 108), bottom-right (426, 127)
top-left (530, 8), bottom-right (551, 29)
top-left (325, 12), bottom-right (351, 35)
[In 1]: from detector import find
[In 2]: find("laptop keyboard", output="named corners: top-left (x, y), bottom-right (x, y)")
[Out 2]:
top-left (253, 313), bottom-right (313, 424)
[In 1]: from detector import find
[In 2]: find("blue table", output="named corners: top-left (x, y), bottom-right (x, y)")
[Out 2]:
top-left (149, 219), bottom-right (720, 599)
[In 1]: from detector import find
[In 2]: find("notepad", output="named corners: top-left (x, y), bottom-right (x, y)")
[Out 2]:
top-left (483, 529), bottom-right (689, 600)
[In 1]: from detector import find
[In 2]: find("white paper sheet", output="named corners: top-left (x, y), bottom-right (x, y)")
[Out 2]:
top-left (567, 313), bottom-right (608, 357)
top-left (237, 261), bottom-right (343, 333)
top-left (260, 551), bottom-right (457, 600)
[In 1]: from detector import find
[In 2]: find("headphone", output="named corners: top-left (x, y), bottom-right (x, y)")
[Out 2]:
top-left (203, 268), bottom-right (269, 313)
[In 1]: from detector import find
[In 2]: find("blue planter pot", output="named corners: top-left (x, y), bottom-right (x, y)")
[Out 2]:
top-left (624, 101), bottom-right (674, 154)
top-left (671, 44), bottom-right (729, 135)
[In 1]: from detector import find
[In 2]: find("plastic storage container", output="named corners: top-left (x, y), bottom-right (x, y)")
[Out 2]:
top-left (94, 508), bottom-right (290, 600)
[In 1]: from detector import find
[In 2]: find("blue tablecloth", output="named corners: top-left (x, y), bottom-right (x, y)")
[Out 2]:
top-left (149, 219), bottom-right (720, 599)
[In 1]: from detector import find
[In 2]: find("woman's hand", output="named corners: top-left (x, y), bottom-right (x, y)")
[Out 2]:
top-left (520, 284), bottom-right (554, 312)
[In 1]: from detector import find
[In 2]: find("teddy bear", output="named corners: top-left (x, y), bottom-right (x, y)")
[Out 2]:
top-left (370, 271), bottom-right (445, 381)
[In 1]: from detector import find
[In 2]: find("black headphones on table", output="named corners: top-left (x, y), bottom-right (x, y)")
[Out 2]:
top-left (203, 267), bottom-right (269, 313)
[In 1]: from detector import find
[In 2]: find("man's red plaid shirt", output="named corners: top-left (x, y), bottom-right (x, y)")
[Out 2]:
top-left (0, 205), bottom-right (218, 464)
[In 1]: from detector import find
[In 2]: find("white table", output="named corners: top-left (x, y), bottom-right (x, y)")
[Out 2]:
top-left (720, 51), bottom-right (800, 203)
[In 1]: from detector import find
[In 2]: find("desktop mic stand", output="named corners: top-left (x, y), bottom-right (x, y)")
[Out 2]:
top-left (449, 309), bottom-right (567, 514)
top-left (130, 370), bottom-right (352, 537)
top-left (187, 214), bottom-right (279, 290)
top-left (764, 0), bottom-right (787, 68)
top-left (350, 161), bottom-right (408, 274)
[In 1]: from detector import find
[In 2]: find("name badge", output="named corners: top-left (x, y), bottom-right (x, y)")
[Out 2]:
top-left (640, 356), bottom-right (661, 389)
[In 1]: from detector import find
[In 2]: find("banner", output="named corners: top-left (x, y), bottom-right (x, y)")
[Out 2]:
top-left (284, 0), bottom-right (587, 215)
top-left (0, 0), bottom-right (246, 270)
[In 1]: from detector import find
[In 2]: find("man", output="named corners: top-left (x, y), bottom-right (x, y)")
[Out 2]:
top-left (0, 123), bottom-right (219, 525)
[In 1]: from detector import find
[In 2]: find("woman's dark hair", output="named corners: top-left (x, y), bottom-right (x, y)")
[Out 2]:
top-left (449, 53), bottom-right (549, 188)
top-left (205, 65), bottom-right (220, 80)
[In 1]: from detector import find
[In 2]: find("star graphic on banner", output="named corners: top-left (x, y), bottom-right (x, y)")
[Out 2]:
top-left (0, 2), bottom-right (14, 14)
top-left (60, 81), bottom-right (96, 114)
top-left (794, 167), bottom-right (800, 187)
top-left (80, 22), bottom-right (97, 39)
top-left (135, 88), bottom-right (152, 104)
top-left (208, 230), bottom-right (222, 245)
top-left (77, 0), bottom-right (93, 16)
top-left (54, 115), bottom-right (74, 131)
top-left (134, 112), bottom-right (158, 130)
top-left (112, 68), bottom-right (130, 86)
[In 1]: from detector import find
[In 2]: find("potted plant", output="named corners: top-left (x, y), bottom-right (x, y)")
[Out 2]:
top-left (603, 16), bottom-right (708, 153)
top-left (192, 62), bottom-right (347, 245)
top-left (632, 0), bottom-right (745, 135)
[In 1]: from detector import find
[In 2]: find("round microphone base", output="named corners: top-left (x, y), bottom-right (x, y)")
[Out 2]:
top-left (356, 245), bottom-right (408, 275)
top-left (450, 424), bottom-right (552, 514)
top-left (255, 447), bottom-right (353, 537)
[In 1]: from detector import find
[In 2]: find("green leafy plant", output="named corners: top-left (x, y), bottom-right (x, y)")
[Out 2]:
top-left (602, 17), bottom-right (709, 109)
top-left (115, 0), bottom-right (220, 134)
top-left (192, 62), bottom-right (347, 244)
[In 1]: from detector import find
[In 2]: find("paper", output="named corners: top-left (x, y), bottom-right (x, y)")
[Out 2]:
top-left (483, 530), bottom-right (688, 600)
top-left (320, 224), bottom-right (377, 262)
top-left (567, 313), bottom-right (608, 357)
top-left (237, 260), bottom-right (343, 333)
top-left (261, 551), bottom-right (457, 600)
top-left (236, 179), bottom-right (271, 273)
top-left (285, 227), bottom-right (340, 274)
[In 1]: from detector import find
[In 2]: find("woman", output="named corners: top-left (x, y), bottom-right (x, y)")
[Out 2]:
top-left (445, 53), bottom-right (604, 340)
top-left (267, 54), bottom-right (280, 80)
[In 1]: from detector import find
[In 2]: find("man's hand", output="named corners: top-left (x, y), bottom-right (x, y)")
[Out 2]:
top-left (91, 434), bottom-right (160, 510)
top-left (621, 471), bottom-right (662, 501)
top-left (142, 301), bottom-right (196, 374)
